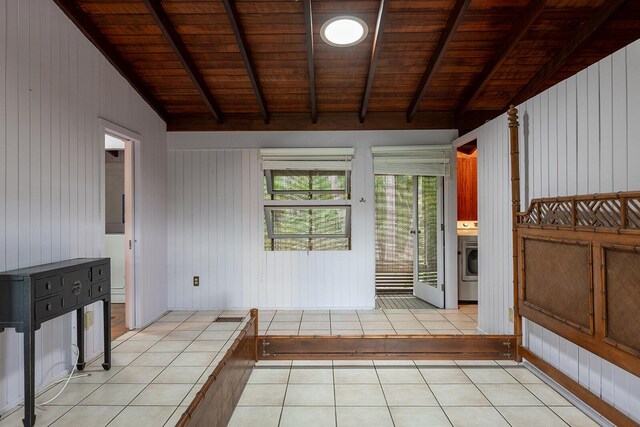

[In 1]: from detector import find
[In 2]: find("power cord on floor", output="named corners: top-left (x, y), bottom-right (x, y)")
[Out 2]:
top-left (36, 344), bottom-right (91, 408)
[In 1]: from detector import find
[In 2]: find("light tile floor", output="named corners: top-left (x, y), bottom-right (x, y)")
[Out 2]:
top-left (231, 360), bottom-right (601, 427)
top-left (0, 310), bottom-right (246, 427)
top-left (259, 305), bottom-right (478, 336)
top-left (0, 306), bottom-right (506, 427)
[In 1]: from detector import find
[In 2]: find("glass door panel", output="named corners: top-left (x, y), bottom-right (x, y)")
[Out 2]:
top-left (414, 176), bottom-right (445, 307)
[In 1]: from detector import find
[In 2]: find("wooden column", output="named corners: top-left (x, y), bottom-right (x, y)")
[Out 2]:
top-left (508, 105), bottom-right (523, 361)
top-left (250, 308), bottom-right (259, 361)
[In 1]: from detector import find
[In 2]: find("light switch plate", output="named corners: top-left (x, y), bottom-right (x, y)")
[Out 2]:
top-left (508, 308), bottom-right (514, 323)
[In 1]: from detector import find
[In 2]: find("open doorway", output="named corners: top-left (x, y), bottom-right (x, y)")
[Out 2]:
top-left (456, 140), bottom-right (478, 308)
top-left (102, 126), bottom-right (136, 340)
top-left (374, 175), bottom-right (444, 309)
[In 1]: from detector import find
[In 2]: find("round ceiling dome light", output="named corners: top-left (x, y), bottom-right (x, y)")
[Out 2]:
top-left (320, 16), bottom-right (368, 47)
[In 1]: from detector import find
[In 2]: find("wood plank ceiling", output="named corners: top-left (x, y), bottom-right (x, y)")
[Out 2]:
top-left (55, 0), bottom-right (640, 132)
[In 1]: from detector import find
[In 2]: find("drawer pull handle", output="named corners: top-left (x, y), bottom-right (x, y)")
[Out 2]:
top-left (98, 286), bottom-right (103, 293)
top-left (98, 269), bottom-right (102, 275)
top-left (46, 303), bottom-right (51, 311)
top-left (45, 282), bottom-right (51, 290)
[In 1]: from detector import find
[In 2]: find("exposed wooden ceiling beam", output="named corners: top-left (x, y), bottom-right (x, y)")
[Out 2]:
top-left (304, 0), bottom-right (317, 124)
top-left (507, 0), bottom-right (627, 108)
top-left (456, 109), bottom-right (504, 136)
top-left (222, 0), bottom-right (270, 124)
top-left (168, 111), bottom-right (455, 132)
top-left (143, 0), bottom-right (223, 123)
top-left (359, 0), bottom-right (389, 124)
top-left (51, 0), bottom-right (169, 122)
top-left (456, 0), bottom-right (547, 119)
top-left (406, 0), bottom-right (472, 123)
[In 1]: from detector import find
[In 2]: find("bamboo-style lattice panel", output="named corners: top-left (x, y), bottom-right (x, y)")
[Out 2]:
top-left (517, 192), bottom-right (640, 230)
top-left (516, 193), bottom-right (640, 378)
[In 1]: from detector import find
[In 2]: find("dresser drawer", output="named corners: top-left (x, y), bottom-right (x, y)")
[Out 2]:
top-left (35, 276), bottom-right (59, 299)
top-left (91, 282), bottom-right (109, 299)
top-left (91, 264), bottom-right (109, 282)
top-left (35, 297), bottom-right (59, 320)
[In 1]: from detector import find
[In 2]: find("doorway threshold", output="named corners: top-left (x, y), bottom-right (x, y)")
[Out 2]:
top-left (376, 294), bottom-right (437, 310)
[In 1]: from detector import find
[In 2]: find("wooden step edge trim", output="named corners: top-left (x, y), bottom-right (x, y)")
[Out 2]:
top-left (258, 335), bottom-right (517, 361)
top-left (519, 346), bottom-right (638, 427)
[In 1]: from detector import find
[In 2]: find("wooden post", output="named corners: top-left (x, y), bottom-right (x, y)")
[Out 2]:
top-left (250, 308), bottom-right (259, 361)
top-left (508, 105), bottom-right (523, 362)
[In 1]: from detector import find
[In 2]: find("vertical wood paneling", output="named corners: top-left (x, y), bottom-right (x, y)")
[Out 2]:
top-left (587, 64), bottom-right (600, 195)
top-left (540, 91), bottom-right (549, 197)
top-left (612, 49), bottom-right (628, 191)
top-left (476, 39), bottom-right (640, 423)
top-left (0, 0), bottom-right (167, 413)
top-left (557, 81), bottom-right (568, 196)
top-left (566, 77), bottom-right (578, 195)
top-left (167, 137), bottom-right (458, 310)
top-left (599, 57), bottom-right (613, 193)
top-left (548, 86), bottom-right (558, 197)
top-left (628, 41), bottom-right (640, 188)
top-left (576, 70), bottom-right (589, 195)
top-left (476, 112), bottom-right (513, 335)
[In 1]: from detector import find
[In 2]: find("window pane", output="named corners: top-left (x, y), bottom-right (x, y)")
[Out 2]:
top-left (271, 208), bottom-right (312, 236)
top-left (375, 175), bottom-right (414, 275)
top-left (311, 238), bottom-right (349, 251)
top-left (263, 169), bottom-right (351, 251)
top-left (265, 170), bottom-right (349, 200)
top-left (268, 207), bottom-right (348, 237)
top-left (272, 239), bottom-right (311, 251)
top-left (417, 176), bottom-right (438, 286)
top-left (271, 170), bottom-right (346, 192)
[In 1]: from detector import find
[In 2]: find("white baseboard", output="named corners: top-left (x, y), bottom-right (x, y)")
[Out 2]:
top-left (111, 288), bottom-right (125, 304)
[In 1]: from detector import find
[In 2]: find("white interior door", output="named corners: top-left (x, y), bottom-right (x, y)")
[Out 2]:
top-left (413, 176), bottom-right (445, 308)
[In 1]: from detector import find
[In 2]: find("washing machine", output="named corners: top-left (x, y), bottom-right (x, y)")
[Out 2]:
top-left (458, 222), bottom-right (478, 302)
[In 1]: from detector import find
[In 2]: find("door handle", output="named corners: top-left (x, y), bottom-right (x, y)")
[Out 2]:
top-left (129, 240), bottom-right (132, 250)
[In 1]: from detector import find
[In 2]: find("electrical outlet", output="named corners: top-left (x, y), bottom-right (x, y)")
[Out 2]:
top-left (508, 308), bottom-right (514, 323)
top-left (193, 276), bottom-right (200, 287)
top-left (85, 311), bottom-right (94, 330)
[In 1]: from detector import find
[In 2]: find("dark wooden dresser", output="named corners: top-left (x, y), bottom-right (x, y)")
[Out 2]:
top-left (0, 258), bottom-right (112, 427)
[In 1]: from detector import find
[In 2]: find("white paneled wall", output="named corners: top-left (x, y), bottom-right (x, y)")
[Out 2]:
top-left (168, 149), bottom-right (374, 309)
top-left (474, 40), bottom-right (640, 422)
top-left (0, 0), bottom-right (168, 414)
top-left (474, 112), bottom-right (513, 336)
top-left (167, 130), bottom-right (458, 310)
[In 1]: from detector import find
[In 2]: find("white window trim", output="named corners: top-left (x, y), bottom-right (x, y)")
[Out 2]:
top-left (261, 148), bottom-right (355, 248)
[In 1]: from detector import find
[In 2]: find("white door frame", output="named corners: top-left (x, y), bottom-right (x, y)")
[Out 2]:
top-left (99, 118), bottom-right (141, 330)
top-left (445, 131), bottom-right (481, 309)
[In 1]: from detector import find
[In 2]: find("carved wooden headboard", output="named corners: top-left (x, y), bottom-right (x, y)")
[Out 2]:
top-left (516, 193), bottom-right (640, 374)
top-left (508, 104), bottom-right (640, 377)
